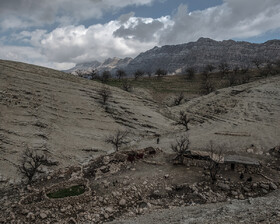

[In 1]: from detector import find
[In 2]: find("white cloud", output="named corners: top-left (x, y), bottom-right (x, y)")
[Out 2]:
top-left (1, 0), bottom-right (280, 70)
top-left (0, 0), bottom-right (157, 30)
top-left (159, 0), bottom-right (280, 44)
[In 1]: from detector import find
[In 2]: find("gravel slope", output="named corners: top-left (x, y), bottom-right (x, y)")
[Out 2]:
top-left (110, 190), bottom-right (280, 224)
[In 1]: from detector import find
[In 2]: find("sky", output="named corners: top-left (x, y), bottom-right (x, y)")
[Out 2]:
top-left (0, 0), bottom-right (280, 70)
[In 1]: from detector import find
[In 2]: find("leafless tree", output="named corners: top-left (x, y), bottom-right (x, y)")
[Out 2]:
top-left (274, 59), bottom-right (280, 73)
top-left (240, 66), bottom-right (250, 83)
top-left (264, 61), bottom-right (276, 76)
top-left (175, 111), bottom-right (190, 131)
top-left (227, 66), bottom-right (239, 86)
top-left (185, 67), bottom-right (196, 80)
top-left (106, 130), bottom-right (129, 151)
top-left (252, 58), bottom-right (264, 70)
top-left (122, 79), bottom-right (133, 92)
top-left (171, 136), bottom-right (190, 165)
top-left (134, 70), bottom-right (144, 80)
top-left (116, 69), bottom-right (127, 81)
top-left (201, 79), bottom-right (215, 94)
top-left (19, 148), bottom-right (57, 184)
top-left (98, 85), bottom-right (111, 105)
top-left (205, 64), bottom-right (215, 73)
top-left (89, 70), bottom-right (99, 80)
top-left (206, 141), bottom-right (224, 183)
top-left (101, 71), bottom-right (111, 83)
top-left (173, 92), bottom-right (184, 106)
top-left (75, 70), bottom-right (84, 77)
top-left (155, 68), bottom-right (167, 79)
top-left (218, 61), bottom-right (230, 78)
top-left (146, 71), bottom-right (152, 78)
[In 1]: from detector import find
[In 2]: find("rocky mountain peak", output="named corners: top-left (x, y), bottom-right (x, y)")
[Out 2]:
top-left (66, 37), bottom-right (280, 76)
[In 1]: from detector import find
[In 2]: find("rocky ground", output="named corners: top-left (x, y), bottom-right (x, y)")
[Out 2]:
top-left (1, 147), bottom-right (280, 223)
top-left (109, 189), bottom-right (280, 224)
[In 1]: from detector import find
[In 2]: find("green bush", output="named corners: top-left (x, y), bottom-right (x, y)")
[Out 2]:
top-left (47, 185), bottom-right (85, 198)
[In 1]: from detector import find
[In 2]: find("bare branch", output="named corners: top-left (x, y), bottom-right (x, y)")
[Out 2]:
top-left (18, 148), bottom-right (57, 184)
top-left (171, 136), bottom-right (190, 165)
top-left (174, 111), bottom-right (191, 131)
top-left (106, 130), bottom-right (129, 152)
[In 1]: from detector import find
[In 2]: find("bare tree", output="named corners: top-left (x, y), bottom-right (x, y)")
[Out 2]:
top-left (146, 71), bottom-right (152, 78)
top-left (98, 85), bottom-right (111, 105)
top-left (252, 58), bottom-right (264, 70)
top-left (101, 71), bottom-right (111, 83)
top-left (206, 141), bottom-right (224, 184)
top-left (274, 59), bottom-right (280, 73)
top-left (240, 66), bottom-right (250, 84)
top-left (106, 130), bottom-right (129, 151)
top-left (75, 70), bottom-right (84, 77)
top-left (155, 68), bottom-right (167, 79)
top-left (134, 70), bottom-right (144, 80)
top-left (116, 69), bottom-right (127, 81)
top-left (171, 136), bottom-right (190, 165)
top-left (218, 61), bottom-right (230, 78)
top-left (227, 66), bottom-right (239, 86)
top-left (175, 111), bottom-right (190, 131)
top-left (19, 149), bottom-right (57, 184)
top-left (89, 70), bottom-right (99, 80)
top-left (122, 79), bottom-right (133, 92)
top-left (173, 92), bottom-right (184, 106)
top-left (185, 67), bottom-right (196, 80)
top-left (201, 79), bottom-right (215, 95)
top-left (205, 64), bottom-right (215, 73)
top-left (264, 61), bottom-right (276, 76)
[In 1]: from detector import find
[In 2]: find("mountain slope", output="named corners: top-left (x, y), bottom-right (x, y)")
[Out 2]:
top-left (0, 60), bottom-right (174, 183)
top-left (125, 38), bottom-right (280, 74)
top-left (66, 38), bottom-right (280, 76)
top-left (170, 75), bottom-right (280, 152)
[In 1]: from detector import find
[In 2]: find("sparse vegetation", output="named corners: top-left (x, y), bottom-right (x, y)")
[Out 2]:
top-left (98, 85), bottom-right (111, 105)
top-left (218, 61), bottom-right (230, 78)
top-left (206, 141), bottom-right (224, 183)
top-left (171, 135), bottom-right (190, 165)
top-left (106, 130), bottom-right (129, 151)
top-left (101, 70), bottom-right (112, 83)
top-left (185, 67), bottom-right (196, 80)
top-left (175, 111), bottom-right (191, 131)
top-left (47, 185), bottom-right (86, 198)
top-left (155, 68), bottom-right (167, 79)
top-left (122, 79), bottom-right (133, 92)
top-left (116, 69), bottom-right (127, 81)
top-left (173, 92), bottom-right (184, 106)
top-left (19, 148), bottom-right (57, 184)
top-left (134, 69), bottom-right (144, 80)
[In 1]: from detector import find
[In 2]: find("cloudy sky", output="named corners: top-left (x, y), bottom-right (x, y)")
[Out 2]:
top-left (0, 0), bottom-right (280, 70)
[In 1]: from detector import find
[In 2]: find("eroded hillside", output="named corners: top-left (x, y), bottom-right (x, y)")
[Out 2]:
top-left (0, 60), bottom-right (174, 183)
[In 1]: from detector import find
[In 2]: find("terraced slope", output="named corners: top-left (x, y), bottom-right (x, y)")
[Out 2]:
top-left (171, 75), bottom-right (280, 152)
top-left (0, 60), bottom-right (174, 183)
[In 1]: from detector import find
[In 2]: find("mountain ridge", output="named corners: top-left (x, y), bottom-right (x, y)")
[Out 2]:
top-left (66, 37), bottom-right (280, 76)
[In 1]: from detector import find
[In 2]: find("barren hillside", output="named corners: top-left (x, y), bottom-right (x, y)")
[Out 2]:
top-left (0, 60), bottom-right (174, 183)
top-left (172, 76), bottom-right (280, 152)
top-left (1, 60), bottom-right (280, 223)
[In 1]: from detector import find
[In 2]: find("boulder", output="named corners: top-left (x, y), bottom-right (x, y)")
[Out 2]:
top-left (217, 183), bottom-right (230, 191)
top-left (119, 199), bottom-right (126, 207)
top-left (39, 212), bottom-right (47, 219)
